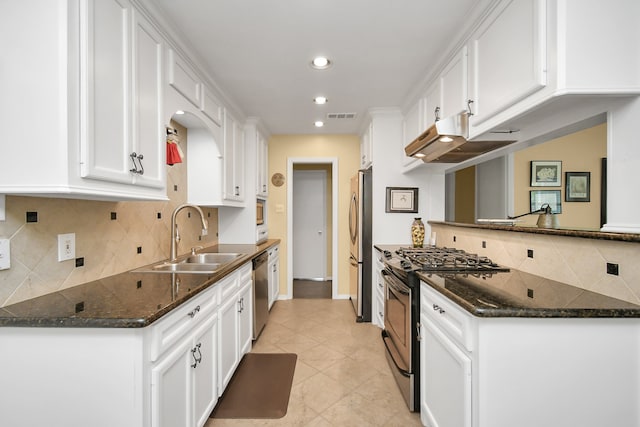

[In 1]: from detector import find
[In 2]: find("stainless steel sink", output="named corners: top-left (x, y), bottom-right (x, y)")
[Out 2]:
top-left (184, 253), bottom-right (243, 264)
top-left (131, 252), bottom-right (245, 274)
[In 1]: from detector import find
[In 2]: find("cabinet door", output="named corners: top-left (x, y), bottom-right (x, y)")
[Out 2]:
top-left (131, 9), bottom-right (164, 189)
top-left (402, 100), bottom-right (423, 168)
top-left (233, 120), bottom-right (245, 201)
top-left (423, 80), bottom-right (442, 128)
top-left (151, 338), bottom-right (192, 427)
top-left (420, 314), bottom-right (472, 427)
top-left (469, 0), bottom-right (546, 125)
top-left (440, 46), bottom-right (469, 118)
top-left (256, 132), bottom-right (269, 197)
top-left (238, 283), bottom-right (253, 356)
top-left (192, 317), bottom-right (218, 427)
top-left (360, 122), bottom-right (372, 168)
top-left (223, 110), bottom-right (244, 202)
top-left (218, 292), bottom-right (240, 394)
top-left (268, 256), bottom-right (279, 310)
top-left (80, 0), bottom-right (132, 184)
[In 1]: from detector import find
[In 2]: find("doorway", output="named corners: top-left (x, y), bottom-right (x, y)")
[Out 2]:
top-left (287, 158), bottom-right (338, 299)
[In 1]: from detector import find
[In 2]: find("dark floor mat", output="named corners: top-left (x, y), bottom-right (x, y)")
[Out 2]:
top-left (210, 353), bottom-right (297, 419)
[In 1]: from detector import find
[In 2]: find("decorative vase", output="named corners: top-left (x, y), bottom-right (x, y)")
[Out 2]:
top-left (411, 218), bottom-right (425, 248)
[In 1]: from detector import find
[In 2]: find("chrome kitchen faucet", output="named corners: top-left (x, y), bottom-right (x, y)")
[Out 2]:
top-left (170, 204), bottom-right (208, 262)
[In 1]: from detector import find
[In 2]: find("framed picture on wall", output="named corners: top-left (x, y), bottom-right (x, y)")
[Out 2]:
top-left (565, 172), bottom-right (591, 202)
top-left (385, 187), bottom-right (418, 213)
top-left (530, 161), bottom-right (562, 187)
top-left (530, 190), bottom-right (562, 213)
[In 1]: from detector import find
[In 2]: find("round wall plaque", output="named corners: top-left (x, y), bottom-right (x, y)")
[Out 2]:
top-left (271, 173), bottom-right (285, 187)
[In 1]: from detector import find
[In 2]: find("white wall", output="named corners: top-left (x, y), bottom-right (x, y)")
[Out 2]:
top-left (369, 109), bottom-right (445, 246)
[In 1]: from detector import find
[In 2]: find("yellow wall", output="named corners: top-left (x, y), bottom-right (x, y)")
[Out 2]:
top-left (455, 166), bottom-right (476, 223)
top-left (267, 134), bottom-right (360, 297)
top-left (514, 123), bottom-right (606, 229)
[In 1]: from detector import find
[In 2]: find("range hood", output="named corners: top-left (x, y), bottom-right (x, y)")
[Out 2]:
top-left (404, 111), bottom-right (515, 163)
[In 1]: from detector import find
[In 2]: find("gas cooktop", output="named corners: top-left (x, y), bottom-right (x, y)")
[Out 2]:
top-left (383, 246), bottom-right (509, 274)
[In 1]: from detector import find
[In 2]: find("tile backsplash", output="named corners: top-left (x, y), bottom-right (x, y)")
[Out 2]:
top-left (0, 122), bottom-right (218, 307)
top-left (431, 224), bottom-right (640, 305)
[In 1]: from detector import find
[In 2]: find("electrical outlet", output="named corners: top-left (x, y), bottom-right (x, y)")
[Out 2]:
top-left (0, 238), bottom-right (10, 270)
top-left (606, 262), bottom-right (619, 276)
top-left (57, 233), bottom-right (75, 262)
top-left (527, 249), bottom-right (534, 258)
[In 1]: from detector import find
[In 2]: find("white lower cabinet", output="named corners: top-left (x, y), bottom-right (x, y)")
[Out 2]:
top-left (151, 315), bottom-right (217, 427)
top-left (420, 281), bottom-right (640, 427)
top-left (267, 245), bottom-right (280, 309)
top-left (420, 314), bottom-right (471, 427)
top-left (218, 264), bottom-right (253, 395)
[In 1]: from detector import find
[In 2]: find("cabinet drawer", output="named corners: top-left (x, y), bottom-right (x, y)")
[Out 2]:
top-left (149, 286), bottom-right (218, 361)
top-left (421, 283), bottom-right (474, 352)
top-left (218, 271), bottom-right (239, 301)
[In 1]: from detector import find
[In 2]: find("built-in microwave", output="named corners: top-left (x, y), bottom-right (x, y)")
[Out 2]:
top-left (256, 199), bottom-right (265, 226)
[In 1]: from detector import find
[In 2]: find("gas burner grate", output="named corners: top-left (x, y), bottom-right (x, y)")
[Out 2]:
top-left (394, 246), bottom-right (509, 273)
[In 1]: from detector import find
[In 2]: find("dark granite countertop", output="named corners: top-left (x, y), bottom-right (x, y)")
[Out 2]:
top-left (0, 240), bottom-right (280, 328)
top-left (418, 269), bottom-right (640, 318)
top-left (428, 220), bottom-right (640, 243)
top-left (374, 243), bottom-right (640, 318)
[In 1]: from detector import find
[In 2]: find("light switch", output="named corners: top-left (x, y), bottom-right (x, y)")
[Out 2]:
top-left (0, 239), bottom-right (10, 270)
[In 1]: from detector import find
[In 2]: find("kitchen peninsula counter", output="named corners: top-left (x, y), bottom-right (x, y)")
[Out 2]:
top-left (417, 269), bottom-right (640, 318)
top-left (375, 244), bottom-right (640, 318)
top-left (428, 220), bottom-right (640, 242)
top-left (0, 240), bottom-right (280, 328)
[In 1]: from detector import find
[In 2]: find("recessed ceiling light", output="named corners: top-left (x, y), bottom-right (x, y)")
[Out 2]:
top-left (314, 121), bottom-right (324, 127)
top-left (439, 136), bottom-right (453, 143)
top-left (313, 96), bottom-right (328, 105)
top-left (311, 56), bottom-right (331, 70)
top-left (175, 110), bottom-right (185, 115)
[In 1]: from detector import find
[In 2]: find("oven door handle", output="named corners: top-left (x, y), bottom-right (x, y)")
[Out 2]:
top-left (382, 270), bottom-right (410, 295)
top-left (382, 331), bottom-right (411, 377)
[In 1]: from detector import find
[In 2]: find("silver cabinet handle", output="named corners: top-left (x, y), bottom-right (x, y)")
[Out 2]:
top-left (191, 343), bottom-right (202, 368)
top-left (129, 152), bottom-right (145, 175)
top-left (417, 322), bottom-right (422, 341)
top-left (187, 305), bottom-right (201, 318)
top-left (235, 185), bottom-right (240, 196)
top-left (432, 304), bottom-right (445, 314)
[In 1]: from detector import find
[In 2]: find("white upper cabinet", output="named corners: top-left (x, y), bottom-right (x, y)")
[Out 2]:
top-left (439, 46), bottom-right (469, 119)
top-left (256, 131), bottom-right (269, 198)
top-left (0, 0), bottom-right (167, 200)
top-left (360, 122), bottom-right (373, 169)
top-left (401, 99), bottom-right (424, 169)
top-left (468, 0), bottom-right (546, 126)
top-left (467, 0), bottom-right (640, 137)
top-left (223, 109), bottom-right (245, 203)
top-left (168, 49), bottom-right (202, 109)
top-left (81, 0), bottom-right (165, 190)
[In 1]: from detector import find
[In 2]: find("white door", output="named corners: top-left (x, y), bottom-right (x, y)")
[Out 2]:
top-left (292, 169), bottom-right (327, 279)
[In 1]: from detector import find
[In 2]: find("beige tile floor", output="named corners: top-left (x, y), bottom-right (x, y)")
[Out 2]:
top-left (206, 299), bottom-right (423, 426)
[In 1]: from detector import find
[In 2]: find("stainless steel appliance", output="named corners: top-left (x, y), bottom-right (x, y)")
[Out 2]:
top-left (252, 251), bottom-right (269, 340)
top-left (349, 168), bottom-right (372, 322)
top-left (381, 246), bottom-right (508, 411)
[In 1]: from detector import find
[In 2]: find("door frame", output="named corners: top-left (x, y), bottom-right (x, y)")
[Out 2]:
top-left (287, 157), bottom-right (339, 299)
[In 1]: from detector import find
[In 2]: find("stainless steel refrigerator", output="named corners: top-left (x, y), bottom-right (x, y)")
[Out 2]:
top-left (349, 167), bottom-right (372, 322)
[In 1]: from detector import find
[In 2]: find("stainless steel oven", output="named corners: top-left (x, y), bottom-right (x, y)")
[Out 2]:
top-left (381, 265), bottom-right (420, 412)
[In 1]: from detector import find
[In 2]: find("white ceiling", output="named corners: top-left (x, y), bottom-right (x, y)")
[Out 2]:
top-left (149, 0), bottom-right (482, 135)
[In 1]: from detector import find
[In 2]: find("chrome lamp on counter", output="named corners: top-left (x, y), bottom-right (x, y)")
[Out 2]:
top-left (508, 203), bottom-right (559, 229)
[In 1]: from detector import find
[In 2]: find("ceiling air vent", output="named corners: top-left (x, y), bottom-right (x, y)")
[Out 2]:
top-left (327, 112), bottom-right (357, 119)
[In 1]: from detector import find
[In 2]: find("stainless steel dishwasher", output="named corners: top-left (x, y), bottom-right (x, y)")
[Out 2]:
top-left (252, 251), bottom-right (269, 340)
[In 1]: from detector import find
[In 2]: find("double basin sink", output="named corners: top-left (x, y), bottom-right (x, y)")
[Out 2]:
top-left (132, 252), bottom-right (245, 274)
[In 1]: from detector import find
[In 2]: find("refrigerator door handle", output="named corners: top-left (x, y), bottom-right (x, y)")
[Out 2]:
top-left (349, 193), bottom-right (358, 244)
